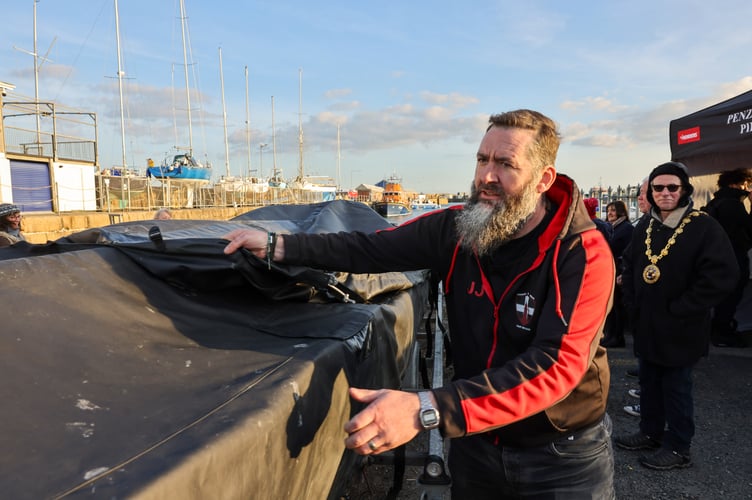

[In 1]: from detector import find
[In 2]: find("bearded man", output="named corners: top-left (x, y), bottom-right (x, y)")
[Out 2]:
top-left (223, 109), bottom-right (616, 498)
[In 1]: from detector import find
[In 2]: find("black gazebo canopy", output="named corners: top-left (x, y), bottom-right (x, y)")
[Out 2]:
top-left (670, 89), bottom-right (752, 176)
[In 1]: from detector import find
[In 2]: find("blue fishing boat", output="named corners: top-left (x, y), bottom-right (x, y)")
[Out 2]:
top-left (146, 152), bottom-right (211, 181)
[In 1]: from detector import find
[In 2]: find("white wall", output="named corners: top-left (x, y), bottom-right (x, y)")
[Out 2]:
top-left (0, 153), bottom-right (12, 202)
top-left (54, 162), bottom-right (97, 211)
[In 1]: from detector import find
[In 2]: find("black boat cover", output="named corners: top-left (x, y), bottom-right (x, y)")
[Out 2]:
top-left (0, 200), bottom-right (430, 499)
top-left (669, 89), bottom-right (752, 175)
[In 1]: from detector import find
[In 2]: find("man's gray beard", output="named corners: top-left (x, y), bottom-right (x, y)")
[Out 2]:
top-left (456, 180), bottom-right (541, 256)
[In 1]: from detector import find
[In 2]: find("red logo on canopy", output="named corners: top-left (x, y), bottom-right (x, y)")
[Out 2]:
top-left (677, 126), bottom-right (701, 144)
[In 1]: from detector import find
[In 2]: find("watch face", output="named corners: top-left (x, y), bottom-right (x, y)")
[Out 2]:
top-left (421, 409), bottom-right (440, 428)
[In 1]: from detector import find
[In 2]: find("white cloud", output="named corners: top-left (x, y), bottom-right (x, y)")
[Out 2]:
top-left (560, 96), bottom-right (629, 113)
top-left (419, 91), bottom-right (479, 109)
top-left (557, 76), bottom-right (752, 154)
top-left (314, 111), bottom-right (348, 126)
top-left (324, 88), bottom-right (352, 99)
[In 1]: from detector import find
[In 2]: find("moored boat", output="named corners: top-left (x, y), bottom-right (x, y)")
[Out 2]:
top-left (372, 201), bottom-right (411, 217)
top-left (372, 174), bottom-right (412, 217)
top-left (410, 197), bottom-right (440, 210)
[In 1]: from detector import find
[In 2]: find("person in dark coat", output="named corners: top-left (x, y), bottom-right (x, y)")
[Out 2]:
top-left (702, 168), bottom-right (752, 347)
top-left (583, 196), bottom-right (612, 243)
top-left (615, 162), bottom-right (738, 471)
top-left (602, 200), bottom-right (633, 347)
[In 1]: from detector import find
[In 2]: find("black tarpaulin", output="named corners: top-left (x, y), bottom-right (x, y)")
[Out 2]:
top-left (669, 89), bottom-right (752, 175)
top-left (0, 200), bottom-right (430, 499)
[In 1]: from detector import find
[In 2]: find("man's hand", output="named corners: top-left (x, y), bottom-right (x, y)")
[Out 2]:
top-left (344, 388), bottom-right (425, 455)
top-left (222, 228), bottom-right (283, 260)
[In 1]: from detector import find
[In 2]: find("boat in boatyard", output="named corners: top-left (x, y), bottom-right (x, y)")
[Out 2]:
top-left (372, 175), bottom-right (412, 217)
top-left (146, 152), bottom-right (212, 181)
top-left (105, 167), bottom-right (149, 193)
top-left (101, 1), bottom-right (150, 194)
top-left (290, 176), bottom-right (337, 201)
top-left (147, 0), bottom-right (212, 183)
top-left (268, 170), bottom-right (288, 189)
top-left (214, 175), bottom-right (269, 193)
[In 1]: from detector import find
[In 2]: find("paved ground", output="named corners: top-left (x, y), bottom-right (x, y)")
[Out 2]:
top-left (343, 330), bottom-right (752, 499)
top-left (608, 332), bottom-right (752, 499)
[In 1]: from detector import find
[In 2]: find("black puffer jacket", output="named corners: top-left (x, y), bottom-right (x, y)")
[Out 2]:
top-left (703, 186), bottom-right (752, 259)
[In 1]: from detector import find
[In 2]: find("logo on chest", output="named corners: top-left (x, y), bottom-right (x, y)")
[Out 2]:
top-left (515, 292), bottom-right (536, 328)
top-left (466, 280), bottom-right (485, 297)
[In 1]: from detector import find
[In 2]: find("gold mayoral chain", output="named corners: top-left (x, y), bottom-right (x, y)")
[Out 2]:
top-left (642, 212), bottom-right (700, 284)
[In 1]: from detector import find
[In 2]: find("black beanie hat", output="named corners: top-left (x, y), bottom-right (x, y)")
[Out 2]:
top-left (647, 161), bottom-right (694, 208)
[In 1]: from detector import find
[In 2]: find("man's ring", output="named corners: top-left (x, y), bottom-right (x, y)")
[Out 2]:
top-left (367, 440), bottom-right (377, 451)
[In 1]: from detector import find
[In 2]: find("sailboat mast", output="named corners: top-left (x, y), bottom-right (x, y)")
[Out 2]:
top-left (16, 0), bottom-right (56, 150)
top-left (219, 47), bottom-right (230, 177)
top-left (245, 66), bottom-right (252, 178)
top-left (271, 95), bottom-right (278, 176)
top-left (336, 124), bottom-right (341, 190)
top-left (33, 0), bottom-right (41, 146)
top-left (114, 0), bottom-right (127, 169)
top-left (298, 68), bottom-right (304, 180)
top-left (179, 0), bottom-right (193, 152)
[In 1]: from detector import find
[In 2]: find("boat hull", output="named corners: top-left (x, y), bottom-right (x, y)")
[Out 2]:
top-left (372, 201), bottom-right (411, 217)
top-left (410, 202), bottom-right (440, 210)
top-left (147, 166), bottom-right (212, 181)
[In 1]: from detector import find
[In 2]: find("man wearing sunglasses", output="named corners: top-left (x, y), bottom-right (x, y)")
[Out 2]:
top-left (615, 162), bottom-right (738, 471)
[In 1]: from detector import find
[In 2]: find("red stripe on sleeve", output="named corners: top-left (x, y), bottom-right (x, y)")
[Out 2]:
top-left (461, 229), bottom-right (613, 433)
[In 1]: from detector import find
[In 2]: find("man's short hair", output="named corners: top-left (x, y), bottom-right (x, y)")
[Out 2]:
top-left (487, 110), bottom-right (560, 172)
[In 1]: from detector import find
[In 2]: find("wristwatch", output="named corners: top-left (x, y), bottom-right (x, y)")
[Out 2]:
top-left (418, 391), bottom-right (440, 430)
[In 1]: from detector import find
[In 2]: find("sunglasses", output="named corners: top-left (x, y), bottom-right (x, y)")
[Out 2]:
top-left (651, 184), bottom-right (681, 193)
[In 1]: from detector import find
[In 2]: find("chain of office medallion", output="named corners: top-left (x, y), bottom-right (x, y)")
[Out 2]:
top-left (644, 211), bottom-right (701, 264)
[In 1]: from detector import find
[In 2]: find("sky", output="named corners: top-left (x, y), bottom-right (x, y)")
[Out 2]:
top-left (1, 0), bottom-right (751, 194)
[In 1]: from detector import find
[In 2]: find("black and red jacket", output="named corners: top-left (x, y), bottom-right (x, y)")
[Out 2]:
top-left (283, 174), bottom-right (614, 446)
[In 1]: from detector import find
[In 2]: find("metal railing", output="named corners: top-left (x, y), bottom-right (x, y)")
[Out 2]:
top-left (97, 174), bottom-right (339, 212)
top-left (2, 99), bottom-right (97, 164)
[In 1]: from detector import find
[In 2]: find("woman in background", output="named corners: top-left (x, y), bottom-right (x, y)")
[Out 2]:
top-left (0, 203), bottom-right (26, 248)
top-left (602, 200), bottom-right (633, 347)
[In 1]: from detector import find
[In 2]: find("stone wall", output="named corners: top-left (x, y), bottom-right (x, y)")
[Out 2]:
top-left (20, 207), bottom-right (248, 244)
